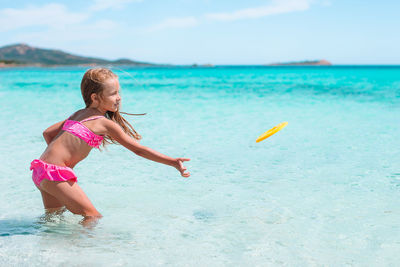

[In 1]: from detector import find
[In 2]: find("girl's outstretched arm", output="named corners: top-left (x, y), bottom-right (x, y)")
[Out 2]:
top-left (43, 119), bottom-right (66, 145)
top-left (103, 119), bottom-right (190, 177)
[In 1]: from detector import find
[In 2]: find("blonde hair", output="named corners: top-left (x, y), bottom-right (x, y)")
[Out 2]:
top-left (81, 68), bottom-right (142, 146)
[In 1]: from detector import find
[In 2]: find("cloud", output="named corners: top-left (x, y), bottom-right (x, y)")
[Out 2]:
top-left (89, 0), bottom-right (143, 12)
top-left (0, 3), bottom-right (119, 45)
top-left (205, 0), bottom-right (311, 22)
top-left (13, 19), bottom-right (119, 43)
top-left (146, 17), bottom-right (199, 32)
top-left (145, 0), bottom-right (313, 32)
top-left (0, 4), bottom-right (88, 32)
top-left (0, 1), bottom-right (136, 32)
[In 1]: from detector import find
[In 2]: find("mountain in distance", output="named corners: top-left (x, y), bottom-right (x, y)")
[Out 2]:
top-left (0, 43), bottom-right (333, 67)
top-left (268, 60), bottom-right (332, 66)
top-left (0, 43), bottom-right (157, 66)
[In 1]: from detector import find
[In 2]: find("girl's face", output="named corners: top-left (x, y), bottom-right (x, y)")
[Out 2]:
top-left (98, 78), bottom-right (121, 112)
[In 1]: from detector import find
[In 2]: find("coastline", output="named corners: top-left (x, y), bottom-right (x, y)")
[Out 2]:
top-left (2, 64), bottom-right (400, 70)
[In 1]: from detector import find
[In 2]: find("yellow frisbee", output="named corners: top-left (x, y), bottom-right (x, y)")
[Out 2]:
top-left (256, 122), bottom-right (288, 142)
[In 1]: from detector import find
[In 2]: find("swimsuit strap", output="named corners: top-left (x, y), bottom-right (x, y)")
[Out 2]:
top-left (80, 116), bottom-right (104, 123)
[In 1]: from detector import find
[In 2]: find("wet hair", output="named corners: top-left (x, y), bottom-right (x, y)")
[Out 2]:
top-left (81, 68), bottom-right (142, 146)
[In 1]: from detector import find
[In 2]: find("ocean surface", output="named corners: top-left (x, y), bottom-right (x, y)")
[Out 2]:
top-left (0, 66), bottom-right (399, 266)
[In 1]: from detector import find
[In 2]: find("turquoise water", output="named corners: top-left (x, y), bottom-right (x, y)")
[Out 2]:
top-left (1, 66), bottom-right (400, 265)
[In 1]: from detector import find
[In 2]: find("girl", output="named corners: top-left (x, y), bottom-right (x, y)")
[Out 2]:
top-left (30, 68), bottom-right (190, 226)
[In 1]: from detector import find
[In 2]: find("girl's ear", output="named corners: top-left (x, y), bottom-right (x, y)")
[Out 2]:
top-left (91, 93), bottom-right (98, 105)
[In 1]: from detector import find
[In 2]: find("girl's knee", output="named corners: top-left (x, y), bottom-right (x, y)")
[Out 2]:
top-left (82, 209), bottom-right (102, 218)
top-left (66, 206), bottom-right (101, 218)
top-left (86, 212), bottom-right (102, 218)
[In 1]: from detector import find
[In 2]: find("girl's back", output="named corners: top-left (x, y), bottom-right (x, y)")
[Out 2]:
top-left (40, 109), bottom-right (106, 168)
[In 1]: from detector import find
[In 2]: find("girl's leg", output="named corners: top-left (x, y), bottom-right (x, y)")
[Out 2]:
top-left (38, 188), bottom-right (65, 212)
top-left (39, 180), bottom-right (102, 226)
top-left (36, 188), bottom-right (67, 224)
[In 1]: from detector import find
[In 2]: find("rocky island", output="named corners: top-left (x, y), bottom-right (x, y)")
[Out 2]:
top-left (268, 60), bottom-right (332, 66)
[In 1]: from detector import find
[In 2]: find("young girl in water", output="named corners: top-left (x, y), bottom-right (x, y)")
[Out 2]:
top-left (30, 68), bottom-right (190, 225)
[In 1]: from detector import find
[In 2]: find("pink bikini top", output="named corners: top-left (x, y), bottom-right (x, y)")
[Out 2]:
top-left (62, 116), bottom-right (104, 148)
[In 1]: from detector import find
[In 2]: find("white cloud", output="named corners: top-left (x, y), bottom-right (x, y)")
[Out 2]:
top-left (146, 17), bottom-right (199, 32)
top-left (0, 1), bottom-right (132, 32)
top-left (144, 0), bottom-right (314, 32)
top-left (89, 0), bottom-right (143, 12)
top-left (13, 19), bottom-right (119, 43)
top-left (205, 0), bottom-right (311, 21)
top-left (0, 4), bottom-right (88, 32)
top-left (0, 3), bottom-right (119, 48)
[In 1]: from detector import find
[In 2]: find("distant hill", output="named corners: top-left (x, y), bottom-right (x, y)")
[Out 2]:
top-left (0, 43), bottom-right (156, 66)
top-left (268, 60), bottom-right (332, 66)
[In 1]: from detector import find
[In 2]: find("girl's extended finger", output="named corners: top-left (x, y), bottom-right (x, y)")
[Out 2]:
top-left (179, 158), bottom-right (190, 162)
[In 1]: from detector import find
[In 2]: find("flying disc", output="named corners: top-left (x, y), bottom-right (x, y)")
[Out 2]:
top-left (256, 122), bottom-right (288, 142)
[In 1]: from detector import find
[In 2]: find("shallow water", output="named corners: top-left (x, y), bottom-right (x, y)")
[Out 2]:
top-left (1, 66), bottom-right (400, 266)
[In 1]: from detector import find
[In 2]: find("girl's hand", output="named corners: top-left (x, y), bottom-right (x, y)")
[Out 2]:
top-left (174, 158), bottom-right (191, 178)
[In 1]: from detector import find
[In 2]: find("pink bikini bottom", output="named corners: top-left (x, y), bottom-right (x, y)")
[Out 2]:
top-left (30, 159), bottom-right (77, 188)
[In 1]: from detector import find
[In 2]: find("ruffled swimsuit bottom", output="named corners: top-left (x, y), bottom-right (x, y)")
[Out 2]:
top-left (30, 159), bottom-right (77, 188)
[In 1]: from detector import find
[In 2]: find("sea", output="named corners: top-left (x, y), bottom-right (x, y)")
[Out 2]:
top-left (0, 66), bottom-right (399, 266)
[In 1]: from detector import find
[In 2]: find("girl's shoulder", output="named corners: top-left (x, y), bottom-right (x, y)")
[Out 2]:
top-left (68, 109), bottom-right (108, 122)
top-left (66, 109), bottom-right (84, 120)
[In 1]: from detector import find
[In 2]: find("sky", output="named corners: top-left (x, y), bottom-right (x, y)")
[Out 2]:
top-left (0, 0), bottom-right (399, 65)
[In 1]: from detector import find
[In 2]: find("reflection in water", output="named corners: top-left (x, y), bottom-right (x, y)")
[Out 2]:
top-left (0, 218), bottom-right (41, 236)
top-left (0, 209), bottom-right (98, 238)
top-left (79, 215), bottom-right (102, 229)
